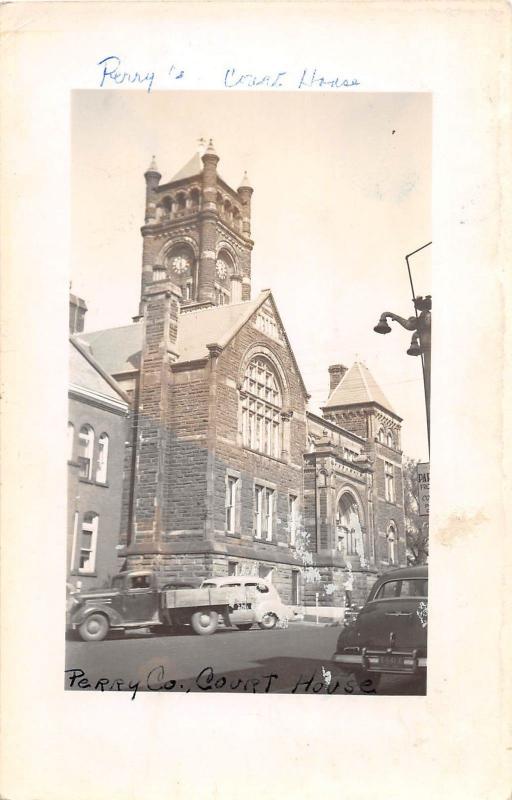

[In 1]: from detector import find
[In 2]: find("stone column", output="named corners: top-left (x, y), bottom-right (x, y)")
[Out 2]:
top-left (131, 279), bottom-right (181, 544)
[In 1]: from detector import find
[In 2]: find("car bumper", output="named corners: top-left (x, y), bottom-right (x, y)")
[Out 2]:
top-left (332, 648), bottom-right (427, 674)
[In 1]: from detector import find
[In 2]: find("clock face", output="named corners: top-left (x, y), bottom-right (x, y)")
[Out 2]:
top-left (216, 258), bottom-right (228, 279)
top-left (171, 255), bottom-right (190, 274)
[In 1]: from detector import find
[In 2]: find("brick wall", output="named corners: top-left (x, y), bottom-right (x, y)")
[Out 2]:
top-left (67, 396), bottom-right (127, 589)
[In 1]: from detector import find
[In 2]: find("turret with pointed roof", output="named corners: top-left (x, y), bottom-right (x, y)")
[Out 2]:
top-left (323, 360), bottom-right (402, 448)
top-left (139, 141), bottom-right (254, 314)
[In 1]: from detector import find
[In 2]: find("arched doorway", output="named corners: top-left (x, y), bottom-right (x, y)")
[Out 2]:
top-left (336, 491), bottom-right (366, 565)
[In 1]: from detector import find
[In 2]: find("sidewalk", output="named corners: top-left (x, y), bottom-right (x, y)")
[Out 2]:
top-left (288, 605), bottom-right (346, 627)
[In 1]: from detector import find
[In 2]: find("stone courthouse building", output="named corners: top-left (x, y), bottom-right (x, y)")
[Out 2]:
top-left (75, 141), bottom-right (407, 607)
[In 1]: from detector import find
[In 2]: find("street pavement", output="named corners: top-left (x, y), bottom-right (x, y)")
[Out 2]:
top-left (65, 623), bottom-right (427, 697)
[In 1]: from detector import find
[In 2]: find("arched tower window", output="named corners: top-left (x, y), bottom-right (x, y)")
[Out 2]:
top-left (215, 248), bottom-right (235, 305)
top-left (241, 356), bottom-right (282, 458)
top-left (378, 427), bottom-right (386, 444)
top-left (165, 244), bottom-right (195, 299)
top-left (223, 199), bottom-right (232, 223)
top-left (176, 193), bottom-right (186, 214)
top-left (190, 188), bottom-right (200, 211)
top-left (232, 207), bottom-right (242, 233)
top-left (78, 425), bottom-right (94, 480)
top-left (387, 430), bottom-right (394, 448)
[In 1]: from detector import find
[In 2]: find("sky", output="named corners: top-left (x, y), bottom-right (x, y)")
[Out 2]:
top-left (71, 90), bottom-right (431, 460)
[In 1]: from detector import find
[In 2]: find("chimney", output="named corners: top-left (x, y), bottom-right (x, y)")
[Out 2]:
top-left (69, 293), bottom-right (87, 334)
top-left (328, 364), bottom-right (348, 394)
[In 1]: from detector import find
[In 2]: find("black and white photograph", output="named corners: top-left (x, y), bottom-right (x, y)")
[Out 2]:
top-left (1, 4), bottom-right (510, 800)
top-left (65, 90), bottom-right (431, 695)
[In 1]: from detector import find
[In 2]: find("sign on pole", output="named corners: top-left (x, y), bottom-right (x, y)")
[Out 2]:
top-left (417, 462), bottom-right (430, 516)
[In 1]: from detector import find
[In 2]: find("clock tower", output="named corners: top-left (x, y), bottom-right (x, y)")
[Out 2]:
top-left (138, 140), bottom-right (253, 314)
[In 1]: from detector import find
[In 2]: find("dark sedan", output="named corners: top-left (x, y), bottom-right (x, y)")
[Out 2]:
top-left (332, 565), bottom-right (428, 690)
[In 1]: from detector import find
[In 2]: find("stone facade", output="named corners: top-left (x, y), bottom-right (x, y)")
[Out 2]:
top-left (79, 144), bottom-right (407, 607)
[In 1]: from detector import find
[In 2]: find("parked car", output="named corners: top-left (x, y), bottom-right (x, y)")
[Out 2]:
top-left (200, 576), bottom-right (290, 630)
top-left (332, 565), bottom-right (428, 689)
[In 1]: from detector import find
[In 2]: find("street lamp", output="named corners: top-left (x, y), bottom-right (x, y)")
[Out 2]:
top-left (373, 243), bottom-right (432, 453)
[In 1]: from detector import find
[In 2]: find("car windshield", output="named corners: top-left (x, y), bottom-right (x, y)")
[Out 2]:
top-left (375, 578), bottom-right (428, 599)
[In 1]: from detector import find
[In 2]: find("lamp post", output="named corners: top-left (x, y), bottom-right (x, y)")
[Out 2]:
top-left (373, 243), bottom-right (432, 453)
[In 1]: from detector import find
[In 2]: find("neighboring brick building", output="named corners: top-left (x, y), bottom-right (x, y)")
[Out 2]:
top-left (67, 304), bottom-right (129, 590)
top-left (77, 142), bottom-right (407, 606)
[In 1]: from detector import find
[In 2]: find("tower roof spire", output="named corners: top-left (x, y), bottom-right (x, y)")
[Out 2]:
top-left (205, 138), bottom-right (217, 157)
top-left (238, 170), bottom-right (252, 190)
top-left (145, 155), bottom-right (161, 176)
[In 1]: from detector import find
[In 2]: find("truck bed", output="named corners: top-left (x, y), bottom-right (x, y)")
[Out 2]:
top-left (163, 587), bottom-right (230, 609)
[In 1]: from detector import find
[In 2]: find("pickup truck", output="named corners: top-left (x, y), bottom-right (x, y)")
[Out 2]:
top-left (66, 570), bottom-right (232, 641)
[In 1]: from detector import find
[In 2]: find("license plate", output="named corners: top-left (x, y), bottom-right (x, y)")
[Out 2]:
top-left (381, 654), bottom-right (405, 667)
top-left (366, 654), bottom-right (413, 669)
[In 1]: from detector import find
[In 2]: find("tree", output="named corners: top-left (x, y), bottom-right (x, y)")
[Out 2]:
top-left (402, 458), bottom-right (429, 565)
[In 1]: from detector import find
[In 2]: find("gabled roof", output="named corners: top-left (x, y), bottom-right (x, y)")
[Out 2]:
top-left (78, 323), bottom-right (143, 375)
top-left (69, 338), bottom-right (130, 409)
top-left (76, 292), bottom-right (309, 398)
top-left (324, 361), bottom-right (397, 417)
top-left (169, 152), bottom-right (203, 183)
top-left (177, 294), bottom-right (264, 362)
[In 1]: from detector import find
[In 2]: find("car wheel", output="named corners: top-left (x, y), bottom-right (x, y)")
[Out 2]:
top-left (78, 613), bottom-right (109, 642)
top-left (190, 610), bottom-right (219, 635)
top-left (354, 671), bottom-right (381, 692)
top-left (258, 613), bottom-right (277, 630)
top-left (236, 623), bottom-right (253, 631)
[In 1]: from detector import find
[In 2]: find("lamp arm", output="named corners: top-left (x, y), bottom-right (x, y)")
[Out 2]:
top-left (381, 311), bottom-right (418, 331)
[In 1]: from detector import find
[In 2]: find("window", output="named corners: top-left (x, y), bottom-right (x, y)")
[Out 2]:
top-left (96, 433), bottom-right (109, 483)
top-left (258, 565), bottom-right (273, 581)
top-left (254, 485), bottom-right (263, 538)
top-left (129, 575), bottom-right (151, 590)
top-left (387, 431), bottom-right (394, 448)
top-left (375, 580), bottom-right (401, 599)
top-left (387, 522), bottom-right (397, 564)
top-left (242, 357), bottom-right (282, 458)
top-left (225, 476), bottom-right (238, 533)
top-left (228, 561), bottom-right (238, 576)
top-left (378, 428), bottom-right (386, 444)
top-left (78, 425), bottom-right (94, 479)
top-left (67, 422), bottom-right (74, 461)
top-left (254, 486), bottom-right (275, 541)
top-left (344, 447), bottom-right (358, 462)
top-left (152, 266), bottom-right (167, 281)
top-left (265, 490), bottom-right (274, 541)
top-left (291, 571), bottom-right (301, 605)
top-left (384, 461), bottom-right (395, 502)
top-left (288, 493), bottom-right (298, 546)
top-left (375, 578), bottom-right (427, 600)
top-left (185, 281), bottom-right (193, 301)
top-left (79, 512), bottom-right (98, 573)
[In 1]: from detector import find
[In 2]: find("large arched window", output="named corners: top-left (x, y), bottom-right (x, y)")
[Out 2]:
top-left (96, 433), bottom-right (109, 483)
top-left (241, 357), bottom-right (282, 458)
top-left (78, 425), bottom-right (94, 479)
